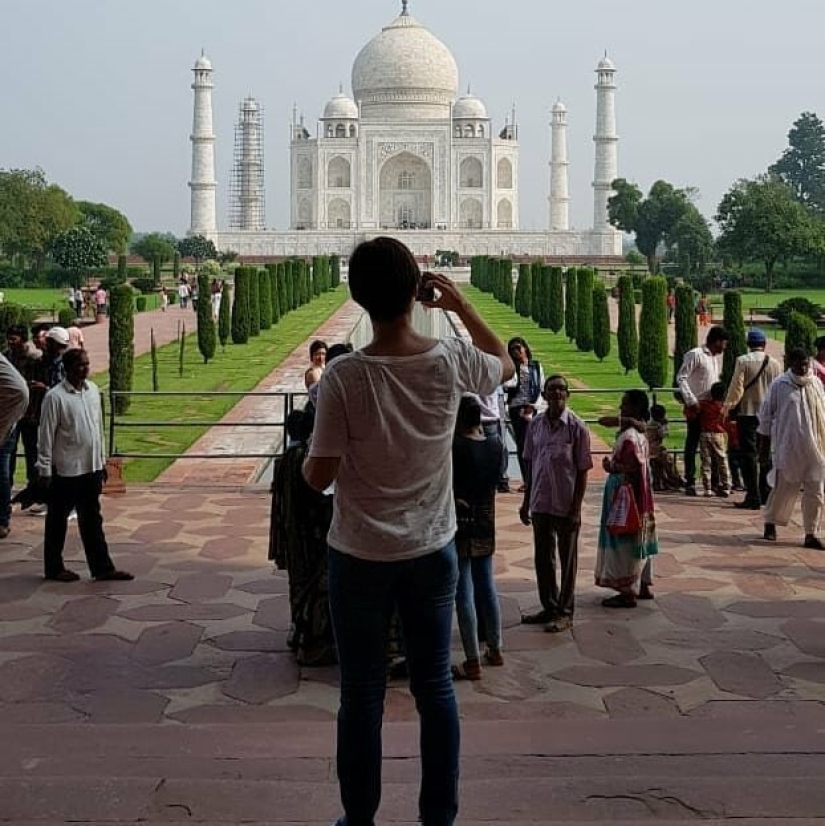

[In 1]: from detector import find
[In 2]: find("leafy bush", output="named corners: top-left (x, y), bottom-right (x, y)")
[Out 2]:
top-left (0, 303), bottom-right (34, 339)
top-left (131, 277), bottom-right (156, 295)
top-left (638, 276), bottom-right (668, 389)
top-left (58, 308), bottom-right (75, 327)
top-left (135, 296), bottom-right (147, 313)
top-left (785, 310), bottom-right (817, 359)
top-left (768, 297), bottom-right (822, 329)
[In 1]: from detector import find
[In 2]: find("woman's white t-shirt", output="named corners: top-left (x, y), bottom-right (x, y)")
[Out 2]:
top-left (309, 338), bottom-right (501, 561)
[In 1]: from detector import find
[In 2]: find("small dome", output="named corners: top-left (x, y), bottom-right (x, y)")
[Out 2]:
top-left (597, 54), bottom-right (615, 71)
top-left (323, 91), bottom-right (359, 120)
top-left (194, 53), bottom-right (212, 70)
top-left (453, 93), bottom-right (488, 120)
top-left (552, 99), bottom-right (567, 113)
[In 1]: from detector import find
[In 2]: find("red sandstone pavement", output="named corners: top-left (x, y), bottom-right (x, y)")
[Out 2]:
top-left (3, 283), bottom-right (824, 822)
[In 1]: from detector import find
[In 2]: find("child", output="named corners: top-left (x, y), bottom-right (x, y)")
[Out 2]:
top-left (647, 404), bottom-right (683, 491)
top-left (698, 382), bottom-right (731, 497)
top-left (725, 415), bottom-right (744, 491)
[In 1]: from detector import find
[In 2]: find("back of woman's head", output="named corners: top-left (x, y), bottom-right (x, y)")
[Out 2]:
top-left (286, 409), bottom-right (313, 444)
top-left (626, 389), bottom-right (651, 422)
top-left (348, 237), bottom-right (420, 322)
top-left (456, 394), bottom-right (482, 433)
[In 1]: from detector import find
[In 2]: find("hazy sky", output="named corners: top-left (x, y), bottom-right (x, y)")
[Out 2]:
top-left (1, 0), bottom-right (821, 236)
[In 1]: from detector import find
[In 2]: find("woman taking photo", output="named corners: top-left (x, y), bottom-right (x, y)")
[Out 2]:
top-left (504, 336), bottom-right (542, 490)
top-left (595, 389), bottom-right (658, 608)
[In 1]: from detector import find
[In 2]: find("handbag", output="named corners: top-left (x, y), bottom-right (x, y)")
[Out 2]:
top-left (606, 480), bottom-right (642, 536)
top-left (730, 355), bottom-right (770, 419)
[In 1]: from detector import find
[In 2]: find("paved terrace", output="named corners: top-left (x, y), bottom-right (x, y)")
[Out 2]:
top-left (3, 285), bottom-right (823, 822)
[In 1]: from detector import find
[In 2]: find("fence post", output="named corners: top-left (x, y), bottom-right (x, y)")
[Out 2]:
top-left (108, 387), bottom-right (116, 458)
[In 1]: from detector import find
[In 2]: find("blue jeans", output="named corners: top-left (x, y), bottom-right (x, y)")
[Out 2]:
top-left (328, 543), bottom-right (459, 826)
top-left (455, 554), bottom-right (502, 662)
top-left (0, 428), bottom-right (15, 528)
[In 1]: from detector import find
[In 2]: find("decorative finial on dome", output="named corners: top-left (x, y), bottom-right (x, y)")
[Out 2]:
top-left (339, 82), bottom-right (344, 94)
top-left (467, 83), bottom-right (471, 95)
top-left (401, 0), bottom-right (409, 16)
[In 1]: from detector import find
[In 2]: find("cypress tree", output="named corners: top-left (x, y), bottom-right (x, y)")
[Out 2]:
top-left (721, 290), bottom-right (746, 385)
top-left (277, 262), bottom-right (288, 316)
top-left (172, 251), bottom-right (181, 283)
top-left (150, 328), bottom-right (159, 392)
top-left (785, 311), bottom-right (817, 362)
top-left (331, 254), bottom-right (341, 288)
top-left (108, 283), bottom-right (135, 415)
top-left (564, 268), bottom-right (578, 342)
top-left (530, 260), bottom-right (543, 323)
top-left (248, 267), bottom-right (261, 336)
top-left (500, 259), bottom-right (513, 307)
top-left (312, 256), bottom-right (322, 296)
top-left (536, 266), bottom-right (551, 328)
top-left (616, 275), bottom-right (638, 375)
top-left (117, 253), bottom-right (127, 283)
top-left (548, 266), bottom-right (564, 333)
top-left (231, 267), bottom-right (250, 344)
top-left (593, 281), bottom-right (611, 362)
top-left (267, 264), bottom-right (280, 323)
top-left (258, 269), bottom-right (272, 330)
top-left (673, 283), bottom-right (698, 384)
top-left (575, 267), bottom-right (594, 352)
top-left (152, 256), bottom-right (161, 287)
top-left (196, 272), bottom-right (217, 363)
top-left (285, 260), bottom-right (296, 311)
top-left (515, 263), bottom-right (531, 317)
top-left (218, 278), bottom-right (231, 349)
top-left (638, 275), bottom-right (669, 390)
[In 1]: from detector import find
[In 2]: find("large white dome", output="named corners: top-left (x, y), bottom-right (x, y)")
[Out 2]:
top-left (351, 6), bottom-right (459, 121)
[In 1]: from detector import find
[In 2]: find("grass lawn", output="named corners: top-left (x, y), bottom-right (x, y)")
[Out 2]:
top-left (100, 288), bottom-right (348, 482)
top-left (461, 286), bottom-right (687, 450)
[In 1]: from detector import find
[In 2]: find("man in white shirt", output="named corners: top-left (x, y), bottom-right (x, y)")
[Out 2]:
top-left (37, 348), bottom-right (132, 582)
top-left (675, 325), bottom-right (729, 496)
top-left (759, 348), bottom-right (825, 549)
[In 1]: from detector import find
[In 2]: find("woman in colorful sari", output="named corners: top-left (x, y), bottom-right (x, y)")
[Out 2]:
top-left (595, 389), bottom-right (658, 608)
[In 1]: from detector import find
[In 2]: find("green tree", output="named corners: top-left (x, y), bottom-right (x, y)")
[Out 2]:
top-left (217, 279), bottom-right (231, 349)
top-left (673, 283), bottom-right (698, 383)
top-left (666, 207), bottom-right (714, 276)
top-left (116, 253), bottom-right (127, 283)
top-left (785, 310), bottom-right (817, 361)
top-left (548, 266), bottom-right (564, 333)
top-left (131, 232), bottom-right (176, 267)
top-left (564, 268), bottom-right (578, 342)
top-left (499, 259), bottom-right (514, 307)
top-left (267, 264), bottom-right (280, 323)
top-left (108, 284), bottom-right (135, 414)
top-left (716, 177), bottom-right (815, 292)
top-left (769, 111), bottom-right (825, 214)
top-left (77, 200), bottom-right (133, 253)
top-left (515, 263), bottom-right (531, 317)
top-left (248, 267), bottom-right (261, 336)
top-left (177, 234), bottom-right (217, 263)
top-left (530, 260), bottom-right (542, 324)
top-left (608, 178), bottom-right (696, 274)
top-left (277, 262), bottom-right (288, 317)
top-left (722, 291), bottom-right (747, 385)
top-left (575, 267), bottom-right (594, 352)
top-left (51, 226), bottom-right (108, 285)
top-left (616, 274), bottom-right (638, 374)
top-left (0, 168), bottom-right (78, 267)
top-left (172, 251), bottom-right (181, 282)
top-left (592, 281), bottom-right (611, 362)
top-left (231, 267), bottom-right (250, 344)
top-left (258, 269), bottom-right (272, 330)
top-left (638, 276), bottom-right (668, 389)
top-left (196, 273), bottom-right (216, 363)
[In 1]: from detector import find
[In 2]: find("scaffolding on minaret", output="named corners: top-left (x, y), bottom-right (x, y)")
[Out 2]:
top-left (229, 96), bottom-right (266, 231)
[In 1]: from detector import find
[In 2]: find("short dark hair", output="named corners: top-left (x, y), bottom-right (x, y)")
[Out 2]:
top-left (507, 336), bottom-right (533, 364)
top-left (456, 394), bottom-right (482, 432)
top-left (5, 324), bottom-right (28, 340)
top-left (61, 347), bottom-right (88, 372)
top-left (650, 403), bottom-right (667, 420)
top-left (326, 342), bottom-right (353, 365)
top-left (31, 323), bottom-right (49, 337)
top-left (348, 237), bottom-right (420, 322)
top-left (309, 339), bottom-right (328, 358)
top-left (710, 381), bottom-right (726, 402)
top-left (624, 389), bottom-right (650, 422)
top-left (543, 374), bottom-right (569, 393)
top-left (286, 409), bottom-right (313, 443)
top-left (706, 326), bottom-right (729, 346)
top-left (786, 347), bottom-right (810, 364)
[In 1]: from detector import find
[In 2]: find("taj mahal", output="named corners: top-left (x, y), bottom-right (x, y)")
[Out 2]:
top-left (189, 2), bottom-right (622, 259)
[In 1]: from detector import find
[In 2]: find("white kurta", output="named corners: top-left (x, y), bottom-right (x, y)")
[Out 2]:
top-left (757, 373), bottom-right (825, 483)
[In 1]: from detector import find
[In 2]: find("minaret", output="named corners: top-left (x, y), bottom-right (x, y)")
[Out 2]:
top-left (549, 99), bottom-right (570, 231)
top-left (229, 96), bottom-right (265, 230)
top-left (189, 51), bottom-right (217, 236)
top-left (592, 53), bottom-right (618, 230)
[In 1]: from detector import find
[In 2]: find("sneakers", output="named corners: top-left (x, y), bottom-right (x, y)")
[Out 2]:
top-left (803, 535), bottom-right (825, 550)
top-left (703, 488), bottom-right (713, 498)
top-left (28, 503), bottom-right (47, 516)
top-left (763, 523), bottom-right (777, 541)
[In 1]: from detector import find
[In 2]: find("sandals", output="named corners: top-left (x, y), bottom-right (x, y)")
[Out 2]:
top-left (602, 593), bottom-right (637, 609)
top-left (451, 659), bottom-right (482, 681)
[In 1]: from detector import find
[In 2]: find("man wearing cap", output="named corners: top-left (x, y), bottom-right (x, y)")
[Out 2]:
top-left (723, 329), bottom-right (781, 510)
top-left (676, 325), bottom-right (730, 496)
top-left (44, 326), bottom-right (70, 388)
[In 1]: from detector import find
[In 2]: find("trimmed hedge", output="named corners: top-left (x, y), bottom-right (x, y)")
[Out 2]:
top-left (616, 275), bottom-right (638, 374)
top-left (248, 267), bottom-right (261, 336)
top-left (785, 310), bottom-right (817, 361)
top-left (108, 284), bottom-right (135, 415)
top-left (231, 267), bottom-right (250, 344)
top-left (592, 281), bottom-right (611, 362)
top-left (549, 266), bottom-right (564, 334)
top-left (575, 267), bottom-right (594, 352)
top-left (196, 272), bottom-right (216, 363)
top-left (638, 276), bottom-right (669, 390)
top-left (722, 290), bottom-right (746, 385)
top-left (218, 279), bottom-right (231, 348)
top-left (564, 268), bottom-right (578, 342)
top-left (515, 263), bottom-right (531, 318)
top-left (673, 283), bottom-right (698, 384)
top-left (259, 269), bottom-right (272, 330)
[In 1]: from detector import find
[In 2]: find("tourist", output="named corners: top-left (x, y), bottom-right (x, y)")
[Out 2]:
top-left (94, 284), bottom-right (107, 317)
top-left (478, 387), bottom-right (511, 493)
top-left (74, 287), bottom-right (85, 319)
top-left (177, 280), bottom-right (190, 310)
top-left (759, 348), bottom-right (825, 549)
top-left (37, 348), bottom-right (133, 582)
top-left (160, 286), bottom-right (169, 312)
top-left (451, 394), bottom-right (504, 679)
top-left (519, 375), bottom-right (592, 632)
top-left (723, 328), bottom-right (781, 510)
top-left (31, 324), bottom-right (48, 353)
top-left (303, 236), bottom-right (511, 826)
top-left (666, 289), bottom-right (676, 323)
top-left (594, 390), bottom-right (658, 607)
top-left (66, 324), bottom-right (85, 350)
top-left (699, 382), bottom-right (731, 497)
top-left (0, 353), bottom-right (29, 539)
top-left (304, 339), bottom-right (328, 391)
top-left (813, 336), bottom-right (825, 385)
top-left (675, 325), bottom-right (729, 496)
top-left (647, 404), bottom-right (682, 491)
top-left (696, 294), bottom-right (710, 327)
top-left (269, 408), bottom-right (336, 666)
top-left (504, 335), bottom-right (543, 491)
top-left (210, 278), bottom-right (222, 321)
